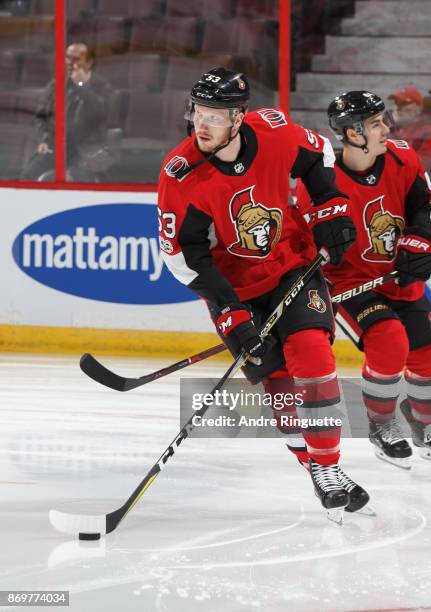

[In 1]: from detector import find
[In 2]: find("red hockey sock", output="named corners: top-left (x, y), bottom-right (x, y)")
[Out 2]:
top-left (361, 320), bottom-right (408, 423)
top-left (283, 329), bottom-right (341, 466)
top-left (406, 345), bottom-right (431, 424)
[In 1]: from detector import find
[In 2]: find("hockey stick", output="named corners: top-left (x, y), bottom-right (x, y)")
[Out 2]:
top-left (80, 343), bottom-right (226, 392)
top-left (80, 270), bottom-right (399, 392)
top-left (49, 251), bottom-right (326, 538)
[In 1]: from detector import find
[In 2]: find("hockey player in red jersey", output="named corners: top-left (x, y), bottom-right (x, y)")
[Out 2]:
top-left (297, 91), bottom-right (431, 469)
top-left (158, 67), bottom-right (369, 522)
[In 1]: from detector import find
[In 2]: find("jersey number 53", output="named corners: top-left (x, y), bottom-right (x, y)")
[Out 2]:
top-left (158, 210), bottom-right (177, 238)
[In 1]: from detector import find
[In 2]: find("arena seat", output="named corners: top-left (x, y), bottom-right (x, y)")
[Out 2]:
top-left (20, 52), bottom-right (53, 86)
top-left (0, 51), bottom-right (20, 88)
top-left (30, 0), bottom-right (54, 14)
top-left (12, 87), bottom-right (44, 124)
top-left (236, 0), bottom-right (279, 19)
top-left (165, 0), bottom-right (233, 18)
top-left (124, 91), bottom-right (165, 141)
top-left (129, 17), bottom-right (199, 55)
top-left (0, 123), bottom-right (33, 179)
top-left (200, 20), bottom-right (239, 54)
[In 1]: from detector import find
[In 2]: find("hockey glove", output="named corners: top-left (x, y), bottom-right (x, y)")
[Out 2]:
top-left (395, 226), bottom-right (431, 287)
top-left (216, 303), bottom-right (266, 362)
top-left (305, 201), bottom-right (356, 266)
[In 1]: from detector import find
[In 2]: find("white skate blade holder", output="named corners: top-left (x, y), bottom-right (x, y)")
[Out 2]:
top-left (326, 507), bottom-right (345, 526)
top-left (418, 446), bottom-right (431, 461)
top-left (374, 447), bottom-right (412, 470)
top-left (355, 503), bottom-right (377, 517)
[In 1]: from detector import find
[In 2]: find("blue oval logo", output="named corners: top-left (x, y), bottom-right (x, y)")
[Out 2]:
top-left (12, 203), bottom-right (198, 305)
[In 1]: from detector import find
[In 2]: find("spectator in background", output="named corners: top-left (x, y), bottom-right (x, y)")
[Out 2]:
top-left (388, 86), bottom-right (431, 172)
top-left (21, 42), bottom-right (113, 181)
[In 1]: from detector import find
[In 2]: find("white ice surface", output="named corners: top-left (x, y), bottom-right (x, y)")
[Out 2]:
top-left (0, 353), bottom-right (431, 612)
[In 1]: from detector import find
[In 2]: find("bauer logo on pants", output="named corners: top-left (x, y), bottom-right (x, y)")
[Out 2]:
top-left (12, 203), bottom-right (198, 305)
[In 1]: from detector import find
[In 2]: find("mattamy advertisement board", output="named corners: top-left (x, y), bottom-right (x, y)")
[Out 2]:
top-left (0, 187), bottom-right (358, 355)
top-left (1, 188), bottom-right (213, 333)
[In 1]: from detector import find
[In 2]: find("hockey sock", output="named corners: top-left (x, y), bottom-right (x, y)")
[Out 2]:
top-left (362, 320), bottom-right (408, 423)
top-left (263, 375), bottom-right (309, 464)
top-left (283, 329), bottom-right (342, 466)
top-left (405, 345), bottom-right (431, 428)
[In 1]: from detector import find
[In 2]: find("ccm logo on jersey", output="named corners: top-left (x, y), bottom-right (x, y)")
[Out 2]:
top-left (397, 236), bottom-right (430, 252)
top-left (304, 203), bottom-right (348, 224)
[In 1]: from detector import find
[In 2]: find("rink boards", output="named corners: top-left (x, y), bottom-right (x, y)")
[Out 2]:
top-left (0, 186), bottom-right (387, 366)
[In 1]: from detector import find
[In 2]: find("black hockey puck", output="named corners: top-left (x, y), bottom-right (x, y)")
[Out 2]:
top-left (79, 532), bottom-right (101, 541)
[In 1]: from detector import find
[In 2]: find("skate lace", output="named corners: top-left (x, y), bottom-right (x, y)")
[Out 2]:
top-left (378, 420), bottom-right (405, 444)
top-left (311, 463), bottom-right (340, 493)
top-left (337, 467), bottom-right (356, 493)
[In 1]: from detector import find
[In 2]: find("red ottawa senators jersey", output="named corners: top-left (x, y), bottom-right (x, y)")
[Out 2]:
top-left (158, 108), bottom-right (348, 307)
top-left (296, 139), bottom-right (431, 302)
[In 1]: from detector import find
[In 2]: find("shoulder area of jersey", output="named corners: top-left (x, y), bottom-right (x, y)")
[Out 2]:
top-left (386, 138), bottom-right (416, 163)
top-left (161, 137), bottom-right (200, 183)
top-left (246, 107), bottom-right (291, 130)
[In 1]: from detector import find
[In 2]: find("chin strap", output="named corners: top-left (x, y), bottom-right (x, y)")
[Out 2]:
top-left (345, 135), bottom-right (369, 154)
top-left (176, 126), bottom-right (237, 180)
top-left (344, 124), bottom-right (369, 154)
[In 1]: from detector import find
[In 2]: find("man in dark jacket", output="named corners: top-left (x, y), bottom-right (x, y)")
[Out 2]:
top-left (22, 42), bottom-right (113, 181)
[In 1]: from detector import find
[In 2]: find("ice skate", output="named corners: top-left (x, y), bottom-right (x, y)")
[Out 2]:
top-left (369, 418), bottom-right (412, 469)
top-left (337, 466), bottom-right (376, 516)
top-left (400, 400), bottom-right (431, 461)
top-left (308, 459), bottom-right (349, 525)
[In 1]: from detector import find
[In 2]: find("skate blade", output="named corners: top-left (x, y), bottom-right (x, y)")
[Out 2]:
top-left (326, 507), bottom-right (345, 526)
top-left (374, 447), bottom-right (411, 470)
top-left (355, 503), bottom-right (376, 517)
top-left (418, 447), bottom-right (431, 461)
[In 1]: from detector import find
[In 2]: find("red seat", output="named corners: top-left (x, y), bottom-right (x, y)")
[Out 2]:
top-left (129, 0), bottom-right (164, 18)
top-left (164, 57), bottom-right (203, 91)
top-left (128, 53), bottom-right (165, 91)
top-left (96, 55), bottom-right (132, 89)
top-left (67, 0), bottom-right (95, 20)
top-left (97, 0), bottom-right (162, 17)
top-left (96, 0), bottom-right (134, 16)
top-left (30, 0), bottom-right (54, 14)
top-left (97, 53), bottom-right (164, 90)
top-left (237, 18), bottom-right (268, 55)
top-left (166, 0), bottom-right (233, 18)
top-left (0, 91), bottom-right (17, 125)
top-left (165, 0), bottom-right (202, 18)
top-left (162, 91), bottom-right (189, 149)
top-left (200, 20), bottom-right (240, 54)
top-left (129, 17), bottom-right (199, 55)
top-left (0, 123), bottom-right (33, 179)
top-left (20, 52), bottom-right (54, 86)
top-left (0, 18), bottom-right (51, 52)
top-left (0, 51), bottom-right (20, 87)
top-left (124, 91), bottom-right (164, 141)
top-left (203, 0), bottom-right (234, 18)
top-left (236, 0), bottom-right (279, 19)
top-left (12, 87), bottom-right (44, 124)
top-left (95, 17), bottom-right (127, 55)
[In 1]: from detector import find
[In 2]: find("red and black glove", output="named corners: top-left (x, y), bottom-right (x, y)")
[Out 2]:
top-left (395, 226), bottom-right (431, 287)
top-left (305, 200), bottom-right (356, 266)
top-left (216, 303), bottom-right (266, 361)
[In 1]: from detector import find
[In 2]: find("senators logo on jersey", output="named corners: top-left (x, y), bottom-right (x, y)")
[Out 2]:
top-left (361, 195), bottom-right (404, 262)
top-left (227, 186), bottom-right (282, 258)
top-left (307, 290), bottom-right (327, 313)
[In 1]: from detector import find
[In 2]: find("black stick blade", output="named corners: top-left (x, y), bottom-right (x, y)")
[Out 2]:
top-left (80, 353), bottom-right (130, 391)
